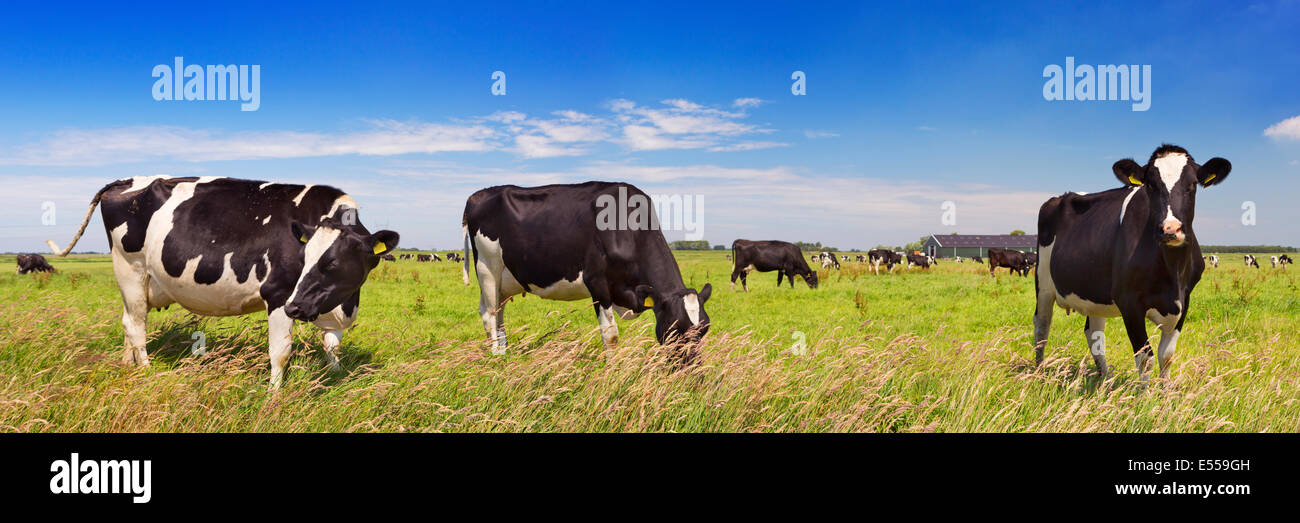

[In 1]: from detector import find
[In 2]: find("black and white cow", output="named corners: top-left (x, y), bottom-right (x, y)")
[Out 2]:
top-left (1243, 254), bottom-right (1259, 268)
top-left (399, 253), bottom-right (413, 260)
top-left (817, 252), bottom-right (840, 270)
top-left (416, 254), bottom-right (432, 262)
top-left (1205, 254), bottom-right (1219, 268)
top-left (16, 253), bottom-right (56, 274)
top-left (729, 239), bottom-right (818, 291)
top-left (1033, 145), bottom-right (1231, 381)
top-left (1280, 254), bottom-right (1293, 268)
top-left (905, 253), bottom-right (930, 269)
top-left (972, 256), bottom-right (983, 264)
top-left (381, 254), bottom-right (396, 261)
top-left (46, 176), bottom-right (399, 389)
top-left (867, 249), bottom-right (902, 275)
top-left (461, 182), bottom-right (711, 353)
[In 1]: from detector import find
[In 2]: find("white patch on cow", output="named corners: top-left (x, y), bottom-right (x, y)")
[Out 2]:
top-left (1073, 191), bottom-right (1089, 195)
top-left (683, 293), bottom-right (701, 325)
top-left (526, 271), bottom-right (590, 301)
top-left (122, 175), bottom-right (172, 194)
top-left (742, 264), bottom-right (756, 273)
top-left (258, 182), bottom-right (273, 191)
top-left (286, 226), bottom-right (342, 306)
top-left (323, 195), bottom-right (358, 221)
top-left (1118, 186), bottom-right (1141, 224)
top-left (312, 301), bottom-right (358, 332)
top-left (1146, 302), bottom-right (1182, 327)
top-left (292, 185), bottom-right (315, 206)
top-left (612, 305), bottom-right (641, 320)
top-left (1153, 152), bottom-right (1188, 193)
top-left (261, 215), bottom-right (272, 225)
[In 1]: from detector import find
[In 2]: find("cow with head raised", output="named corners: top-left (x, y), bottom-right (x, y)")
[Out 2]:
top-left (47, 176), bottom-right (398, 389)
top-left (1033, 145), bottom-right (1231, 381)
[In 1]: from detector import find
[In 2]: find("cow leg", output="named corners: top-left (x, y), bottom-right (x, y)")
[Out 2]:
top-left (595, 304), bottom-right (619, 347)
top-left (113, 262), bottom-right (151, 366)
top-left (729, 266), bottom-right (741, 291)
top-left (739, 270), bottom-right (748, 292)
top-left (479, 291), bottom-right (506, 355)
top-left (321, 329), bottom-right (343, 372)
top-left (1084, 316), bottom-right (1109, 376)
top-left (1121, 313), bottom-right (1154, 383)
top-left (268, 307), bottom-right (293, 390)
top-left (777, 270), bottom-right (784, 287)
top-left (1155, 321), bottom-right (1180, 381)
top-left (1031, 289), bottom-right (1054, 366)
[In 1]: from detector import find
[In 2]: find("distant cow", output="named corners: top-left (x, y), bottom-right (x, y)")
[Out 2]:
top-left (730, 239), bottom-right (818, 291)
top-left (46, 176), bottom-right (399, 389)
top-left (1033, 144), bottom-right (1231, 381)
top-left (16, 254), bottom-right (56, 274)
top-left (1244, 254), bottom-right (1259, 268)
top-left (906, 253), bottom-right (931, 269)
top-left (399, 253), bottom-right (413, 260)
top-left (1205, 254), bottom-right (1219, 268)
top-left (988, 247), bottom-right (1031, 277)
top-left (416, 254), bottom-right (432, 262)
top-left (972, 256), bottom-right (983, 264)
top-left (1281, 255), bottom-right (1294, 267)
top-left (462, 182), bottom-right (711, 353)
top-left (867, 249), bottom-right (902, 275)
top-left (380, 254), bottom-right (396, 261)
top-left (818, 252), bottom-right (840, 270)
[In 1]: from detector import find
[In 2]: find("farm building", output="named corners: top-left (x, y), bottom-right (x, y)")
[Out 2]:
top-left (921, 234), bottom-right (1037, 258)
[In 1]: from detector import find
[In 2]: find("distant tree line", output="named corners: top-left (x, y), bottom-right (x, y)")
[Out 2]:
top-left (669, 240), bottom-right (712, 250)
top-left (1201, 245), bottom-right (1298, 253)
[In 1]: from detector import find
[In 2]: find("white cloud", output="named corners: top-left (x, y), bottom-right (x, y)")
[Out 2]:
top-left (803, 130), bottom-right (839, 139)
top-left (732, 97), bottom-right (765, 109)
top-left (1264, 115), bottom-right (1300, 141)
top-left (608, 98), bottom-right (775, 152)
top-left (708, 141), bottom-right (789, 152)
top-left (1, 121), bottom-right (499, 166)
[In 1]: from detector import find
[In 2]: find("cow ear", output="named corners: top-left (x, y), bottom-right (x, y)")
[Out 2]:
top-left (1197, 158), bottom-right (1231, 187)
top-left (369, 230), bottom-right (399, 256)
top-left (1113, 159), bottom-right (1144, 187)
top-left (290, 222), bottom-right (314, 244)
top-left (634, 284), bottom-right (655, 309)
top-left (697, 283), bottom-right (712, 304)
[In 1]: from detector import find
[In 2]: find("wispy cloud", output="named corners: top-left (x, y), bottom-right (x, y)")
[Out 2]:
top-left (1264, 115), bottom-right (1300, 141)
top-left (803, 130), bottom-right (839, 139)
top-left (1, 97), bottom-right (786, 165)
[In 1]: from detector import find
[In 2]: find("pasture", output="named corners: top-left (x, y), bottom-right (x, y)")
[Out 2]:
top-left (1, 251), bottom-right (1297, 432)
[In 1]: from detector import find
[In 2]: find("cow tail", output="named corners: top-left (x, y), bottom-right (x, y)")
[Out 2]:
top-left (461, 224), bottom-right (472, 286)
top-left (46, 183), bottom-right (111, 257)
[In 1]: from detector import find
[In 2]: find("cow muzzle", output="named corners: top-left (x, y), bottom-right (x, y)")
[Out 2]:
top-left (1161, 220), bottom-right (1185, 246)
top-left (283, 304), bottom-right (318, 322)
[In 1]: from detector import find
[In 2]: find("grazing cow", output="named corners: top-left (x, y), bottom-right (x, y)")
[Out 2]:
top-left (988, 247), bottom-right (1031, 277)
top-left (1205, 254), bottom-right (1219, 268)
top-left (972, 256), bottom-right (983, 264)
top-left (45, 176), bottom-right (399, 389)
top-left (399, 253), bottom-right (413, 260)
top-left (906, 253), bottom-right (931, 269)
top-left (1280, 255), bottom-right (1293, 268)
top-left (1244, 254), bottom-right (1259, 268)
top-left (818, 252), bottom-right (840, 270)
top-left (867, 249), bottom-right (902, 275)
top-left (416, 254), bottom-right (432, 262)
top-left (16, 254), bottom-right (56, 274)
top-left (729, 239), bottom-right (819, 291)
top-left (954, 256), bottom-right (964, 263)
top-left (462, 182), bottom-right (711, 353)
top-left (1033, 144), bottom-right (1232, 381)
top-left (855, 255), bottom-right (866, 262)
top-left (381, 254), bottom-right (396, 261)
top-left (446, 252), bottom-right (463, 262)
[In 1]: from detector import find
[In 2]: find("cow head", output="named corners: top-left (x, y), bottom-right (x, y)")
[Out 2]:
top-left (803, 271), bottom-right (819, 289)
top-left (635, 283), bottom-right (712, 346)
top-left (1113, 144), bottom-right (1231, 248)
top-left (283, 216), bottom-right (399, 322)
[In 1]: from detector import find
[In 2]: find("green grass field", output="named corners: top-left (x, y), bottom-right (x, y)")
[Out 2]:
top-left (2, 251), bottom-right (1297, 432)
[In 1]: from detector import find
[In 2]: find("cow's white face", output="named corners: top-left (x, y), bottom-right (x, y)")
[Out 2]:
top-left (1113, 146), bottom-right (1231, 248)
top-left (283, 217), bottom-right (399, 322)
top-left (637, 283), bottom-right (713, 346)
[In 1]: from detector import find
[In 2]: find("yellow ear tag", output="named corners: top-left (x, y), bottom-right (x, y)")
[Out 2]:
top-left (1203, 173), bottom-right (1216, 184)
top-left (1128, 175), bottom-right (1143, 186)
top-left (372, 242), bottom-right (387, 255)
top-left (643, 296), bottom-right (654, 307)
top-left (299, 235), bottom-right (309, 243)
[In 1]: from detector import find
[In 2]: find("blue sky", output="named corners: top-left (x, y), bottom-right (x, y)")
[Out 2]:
top-left (2, 1), bottom-right (1298, 252)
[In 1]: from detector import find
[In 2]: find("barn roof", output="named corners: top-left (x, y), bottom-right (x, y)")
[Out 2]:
top-left (927, 234), bottom-right (1038, 248)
